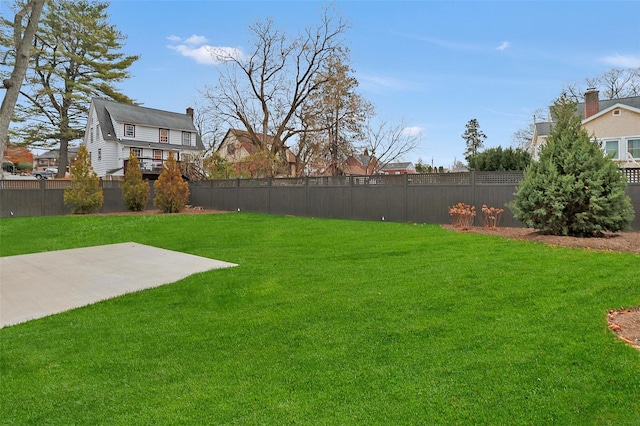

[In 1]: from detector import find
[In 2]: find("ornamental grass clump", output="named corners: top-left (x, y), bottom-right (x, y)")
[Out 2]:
top-left (153, 152), bottom-right (189, 213)
top-left (63, 146), bottom-right (103, 214)
top-left (449, 202), bottom-right (476, 229)
top-left (482, 204), bottom-right (504, 229)
top-left (121, 151), bottom-right (149, 211)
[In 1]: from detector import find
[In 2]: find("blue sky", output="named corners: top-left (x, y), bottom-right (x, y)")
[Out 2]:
top-left (101, 1), bottom-right (639, 166)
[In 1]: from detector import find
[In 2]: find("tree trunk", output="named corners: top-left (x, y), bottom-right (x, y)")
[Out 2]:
top-left (0, 0), bottom-right (46, 171)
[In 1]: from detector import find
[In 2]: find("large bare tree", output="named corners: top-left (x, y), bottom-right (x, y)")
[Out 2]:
top-left (0, 0), bottom-right (45, 167)
top-left (361, 117), bottom-right (421, 171)
top-left (202, 5), bottom-right (349, 175)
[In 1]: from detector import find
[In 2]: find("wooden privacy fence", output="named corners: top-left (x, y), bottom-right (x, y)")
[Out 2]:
top-left (2, 170), bottom-right (640, 230)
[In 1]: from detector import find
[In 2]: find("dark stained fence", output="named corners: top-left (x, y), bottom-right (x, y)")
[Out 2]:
top-left (2, 170), bottom-right (640, 230)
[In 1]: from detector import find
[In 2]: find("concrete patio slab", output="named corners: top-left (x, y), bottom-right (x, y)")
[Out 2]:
top-left (0, 242), bottom-right (237, 328)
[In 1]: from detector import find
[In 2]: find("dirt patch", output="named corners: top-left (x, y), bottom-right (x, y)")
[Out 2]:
top-left (442, 224), bottom-right (640, 351)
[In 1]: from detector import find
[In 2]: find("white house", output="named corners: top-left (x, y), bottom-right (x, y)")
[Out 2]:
top-left (532, 90), bottom-right (640, 167)
top-left (83, 98), bottom-right (205, 179)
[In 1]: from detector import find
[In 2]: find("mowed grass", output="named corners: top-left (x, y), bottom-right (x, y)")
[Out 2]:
top-left (1, 213), bottom-right (639, 424)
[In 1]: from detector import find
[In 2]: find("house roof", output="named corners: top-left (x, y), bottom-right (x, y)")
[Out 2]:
top-left (91, 98), bottom-right (204, 151)
top-left (220, 128), bottom-right (297, 163)
top-left (35, 147), bottom-right (80, 159)
top-left (535, 95), bottom-right (640, 137)
top-left (381, 162), bottom-right (414, 171)
top-left (576, 95), bottom-right (640, 118)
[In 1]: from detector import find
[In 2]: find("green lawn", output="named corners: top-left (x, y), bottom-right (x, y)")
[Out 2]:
top-left (1, 213), bottom-right (639, 424)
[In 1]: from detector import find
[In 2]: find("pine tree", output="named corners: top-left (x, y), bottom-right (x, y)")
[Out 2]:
top-left (509, 94), bottom-right (634, 236)
top-left (64, 145), bottom-right (103, 214)
top-left (5, 0), bottom-right (139, 178)
top-left (462, 119), bottom-right (486, 161)
top-left (153, 152), bottom-right (189, 213)
top-left (121, 151), bottom-right (149, 211)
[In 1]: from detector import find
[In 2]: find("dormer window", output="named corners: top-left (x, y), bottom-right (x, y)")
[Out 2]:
top-left (159, 128), bottom-right (169, 143)
top-left (124, 124), bottom-right (135, 138)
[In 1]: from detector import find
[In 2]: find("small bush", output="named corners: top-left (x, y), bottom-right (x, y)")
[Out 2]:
top-left (482, 205), bottom-right (504, 229)
top-left (64, 146), bottom-right (103, 214)
top-left (121, 152), bottom-right (150, 211)
top-left (449, 202), bottom-right (476, 229)
top-left (154, 152), bottom-right (189, 213)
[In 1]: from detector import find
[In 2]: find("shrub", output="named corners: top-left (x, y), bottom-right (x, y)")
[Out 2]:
top-left (482, 205), bottom-right (504, 229)
top-left (509, 94), bottom-right (634, 236)
top-left (449, 202), bottom-right (476, 229)
top-left (64, 146), bottom-right (104, 214)
top-left (121, 152), bottom-right (150, 211)
top-left (153, 152), bottom-right (189, 213)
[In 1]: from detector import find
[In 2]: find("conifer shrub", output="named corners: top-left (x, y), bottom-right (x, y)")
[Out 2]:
top-left (153, 152), bottom-right (189, 213)
top-left (121, 151), bottom-right (150, 211)
top-left (509, 94), bottom-right (634, 236)
top-left (64, 146), bottom-right (104, 214)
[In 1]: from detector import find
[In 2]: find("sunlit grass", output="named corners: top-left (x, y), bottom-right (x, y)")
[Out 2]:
top-left (1, 213), bottom-right (639, 424)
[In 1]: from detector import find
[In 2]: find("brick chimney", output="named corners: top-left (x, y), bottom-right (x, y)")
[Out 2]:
top-left (186, 107), bottom-right (194, 120)
top-left (584, 88), bottom-right (599, 118)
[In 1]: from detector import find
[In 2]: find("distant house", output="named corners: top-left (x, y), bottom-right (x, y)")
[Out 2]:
top-left (381, 162), bottom-right (416, 175)
top-left (83, 98), bottom-right (205, 179)
top-left (341, 151), bottom-right (379, 175)
top-left (532, 90), bottom-right (640, 167)
top-left (33, 147), bottom-right (80, 172)
top-left (216, 129), bottom-right (297, 177)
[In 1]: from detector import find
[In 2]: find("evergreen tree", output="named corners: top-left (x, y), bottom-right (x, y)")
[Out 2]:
top-left (121, 151), bottom-right (149, 211)
top-left (462, 118), bottom-right (486, 161)
top-left (468, 146), bottom-right (531, 171)
top-left (509, 94), bottom-right (634, 236)
top-left (6, 0), bottom-right (139, 178)
top-left (64, 145), bottom-right (103, 214)
top-left (153, 152), bottom-right (189, 213)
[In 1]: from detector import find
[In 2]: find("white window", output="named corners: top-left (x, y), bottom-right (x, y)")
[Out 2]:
top-left (90, 127), bottom-right (94, 143)
top-left (98, 148), bottom-right (102, 161)
top-left (124, 124), bottom-right (135, 138)
top-left (604, 140), bottom-right (619, 159)
top-left (628, 139), bottom-right (640, 159)
top-left (182, 132), bottom-right (191, 146)
top-left (130, 147), bottom-right (142, 158)
top-left (96, 124), bottom-right (100, 141)
top-left (159, 129), bottom-right (169, 143)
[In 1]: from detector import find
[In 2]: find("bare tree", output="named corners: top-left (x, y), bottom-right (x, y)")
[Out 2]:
top-left (361, 117), bottom-right (421, 170)
top-left (565, 67), bottom-right (640, 102)
top-left (512, 108), bottom-right (547, 153)
top-left (296, 49), bottom-right (372, 176)
top-left (0, 0), bottom-right (45, 166)
top-left (201, 4), bottom-right (349, 175)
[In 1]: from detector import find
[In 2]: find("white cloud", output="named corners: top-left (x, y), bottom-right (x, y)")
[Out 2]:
top-left (402, 126), bottom-right (424, 137)
top-left (601, 53), bottom-right (640, 68)
top-left (167, 34), bottom-right (244, 65)
top-left (184, 35), bottom-right (208, 46)
top-left (496, 41), bottom-right (510, 51)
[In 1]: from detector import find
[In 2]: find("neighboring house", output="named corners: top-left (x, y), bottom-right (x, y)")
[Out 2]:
top-left (341, 151), bottom-right (379, 175)
top-left (532, 89), bottom-right (640, 167)
top-left (33, 147), bottom-right (79, 172)
top-left (84, 98), bottom-right (204, 179)
top-left (380, 162), bottom-right (416, 175)
top-left (217, 128), bottom-right (297, 177)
